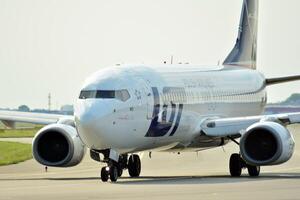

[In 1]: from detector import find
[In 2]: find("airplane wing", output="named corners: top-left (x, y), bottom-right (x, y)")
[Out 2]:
top-left (0, 110), bottom-right (72, 128)
top-left (201, 112), bottom-right (300, 137)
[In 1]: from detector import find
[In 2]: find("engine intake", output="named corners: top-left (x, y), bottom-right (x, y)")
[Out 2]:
top-left (32, 124), bottom-right (85, 167)
top-left (240, 121), bottom-right (294, 166)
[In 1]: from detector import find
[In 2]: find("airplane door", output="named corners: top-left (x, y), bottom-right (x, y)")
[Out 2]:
top-left (206, 79), bottom-right (217, 112)
top-left (145, 89), bottom-right (153, 120)
top-left (136, 77), bottom-right (153, 119)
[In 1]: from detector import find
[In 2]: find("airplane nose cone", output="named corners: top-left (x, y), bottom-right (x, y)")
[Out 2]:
top-left (76, 106), bottom-right (96, 127)
top-left (75, 101), bottom-right (98, 126)
top-left (75, 100), bottom-right (112, 149)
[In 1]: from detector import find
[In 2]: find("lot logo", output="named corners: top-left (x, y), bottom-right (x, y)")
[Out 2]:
top-left (145, 87), bottom-right (184, 137)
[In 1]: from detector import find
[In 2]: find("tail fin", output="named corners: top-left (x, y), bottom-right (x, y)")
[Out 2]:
top-left (223, 0), bottom-right (259, 69)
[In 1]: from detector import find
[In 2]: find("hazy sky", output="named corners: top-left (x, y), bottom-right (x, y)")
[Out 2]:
top-left (0, 0), bottom-right (299, 109)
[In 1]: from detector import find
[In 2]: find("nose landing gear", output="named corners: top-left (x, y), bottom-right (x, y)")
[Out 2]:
top-left (99, 153), bottom-right (141, 183)
top-left (100, 165), bottom-right (119, 182)
top-left (100, 167), bottom-right (109, 182)
top-left (109, 165), bottom-right (119, 182)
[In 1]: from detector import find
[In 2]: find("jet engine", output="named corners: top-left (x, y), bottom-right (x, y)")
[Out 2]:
top-left (240, 121), bottom-right (295, 166)
top-left (32, 124), bottom-right (85, 167)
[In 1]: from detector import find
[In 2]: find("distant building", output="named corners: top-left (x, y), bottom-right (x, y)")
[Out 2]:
top-left (60, 105), bottom-right (74, 115)
top-left (18, 105), bottom-right (30, 112)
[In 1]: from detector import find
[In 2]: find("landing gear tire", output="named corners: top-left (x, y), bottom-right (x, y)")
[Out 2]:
top-left (118, 168), bottom-right (123, 177)
top-left (101, 167), bottom-right (109, 182)
top-left (229, 153), bottom-right (242, 177)
top-left (128, 154), bottom-right (141, 177)
top-left (247, 165), bottom-right (260, 177)
top-left (109, 166), bottom-right (118, 182)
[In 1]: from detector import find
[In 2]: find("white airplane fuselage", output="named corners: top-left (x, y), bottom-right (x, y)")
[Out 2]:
top-left (75, 64), bottom-right (267, 154)
top-left (3, 0), bottom-right (299, 182)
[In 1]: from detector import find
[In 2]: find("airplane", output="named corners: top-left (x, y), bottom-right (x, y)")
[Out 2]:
top-left (1, 0), bottom-right (300, 182)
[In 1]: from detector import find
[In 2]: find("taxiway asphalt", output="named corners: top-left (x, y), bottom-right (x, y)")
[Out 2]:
top-left (1, 125), bottom-right (300, 200)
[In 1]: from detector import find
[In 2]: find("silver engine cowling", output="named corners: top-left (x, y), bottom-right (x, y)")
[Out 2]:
top-left (32, 124), bottom-right (85, 167)
top-left (240, 121), bottom-right (295, 166)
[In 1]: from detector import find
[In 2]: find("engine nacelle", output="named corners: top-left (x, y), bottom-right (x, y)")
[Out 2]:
top-left (240, 121), bottom-right (295, 166)
top-left (32, 124), bottom-right (85, 167)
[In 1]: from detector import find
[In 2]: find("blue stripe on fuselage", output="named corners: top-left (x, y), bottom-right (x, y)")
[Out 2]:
top-left (145, 87), bottom-right (175, 137)
top-left (169, 104), bottom-right (183, 136)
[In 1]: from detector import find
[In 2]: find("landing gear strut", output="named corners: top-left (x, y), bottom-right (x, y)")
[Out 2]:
top-left (229, 153), bottom-right (260, 177)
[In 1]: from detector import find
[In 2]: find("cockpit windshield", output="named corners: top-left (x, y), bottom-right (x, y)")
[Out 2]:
top-left (79, 89), bottom-right (130, 102)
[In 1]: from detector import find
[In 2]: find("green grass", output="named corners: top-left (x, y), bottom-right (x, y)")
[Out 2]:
top-left (0, 127), bottom-right (41, 138)
top-left (0, 141), bottom-right (32, 166)
top-left (0, 121), bottom-right (37, 129)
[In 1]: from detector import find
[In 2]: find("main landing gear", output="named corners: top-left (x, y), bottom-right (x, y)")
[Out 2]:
top-left (101, 165), bottom-right (119, 182)
top-left (128, 154), bottom-right (141, 177)
top-left (100, 154), bottom-right (141, 182)
top-left (229, 153), bottom-right (260, 177)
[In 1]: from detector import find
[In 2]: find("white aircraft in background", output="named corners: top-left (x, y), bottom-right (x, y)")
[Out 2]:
top-left (1, 0), bottom-right (300, 182)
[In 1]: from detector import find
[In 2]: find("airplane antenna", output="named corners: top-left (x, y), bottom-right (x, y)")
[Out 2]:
top-left (170, 55), bottom-right (173, 64)
top-left (48, 93), bottom-right (52, 111)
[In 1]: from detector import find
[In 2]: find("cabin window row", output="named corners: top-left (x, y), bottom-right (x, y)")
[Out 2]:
top-left (183, 90), bottom-right (264, 103)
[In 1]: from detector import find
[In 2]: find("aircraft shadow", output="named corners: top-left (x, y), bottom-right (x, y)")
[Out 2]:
top-left (0, 177), bottom-right (99, 181)
top-left (1, 173), bottom-right (300, 184)
top-left (115, 173), bottom-right (300, 185)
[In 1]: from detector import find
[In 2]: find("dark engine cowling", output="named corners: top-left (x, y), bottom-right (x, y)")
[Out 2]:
top-left (32, 124), bottom-right (85, 167)
top-left (240, 121), bottom-right (295, 166)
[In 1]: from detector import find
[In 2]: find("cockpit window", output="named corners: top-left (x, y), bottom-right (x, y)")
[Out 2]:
top-left (96, 90), bottom-right (115, 98)
top-left (79, 89), bottom-right (130, 102)
top-left (116, 90), bottom-right (130, 101)
top-left (79, 90), bottom-right (96, 99)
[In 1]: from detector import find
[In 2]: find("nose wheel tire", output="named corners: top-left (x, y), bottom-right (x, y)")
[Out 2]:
top-left (128, 154), bottom-right (141, 177)
top-left (118, 168), bottom-right (123, 177)
top-left (229, 153), bottom-right (242, 177)
top-left (247, 165), bottom-right (260, 177)
top-left (109, 166), bottom-right (119, 182)
top-left (101, 167), bottom-right (109, 182)
top-left (101, 166), bottom-right (119, 182)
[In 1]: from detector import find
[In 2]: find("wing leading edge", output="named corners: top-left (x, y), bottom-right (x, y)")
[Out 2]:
top-left (0, 110), bottom-right (72, 128)
top-left (201, 112), bottom-right (300, 137)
